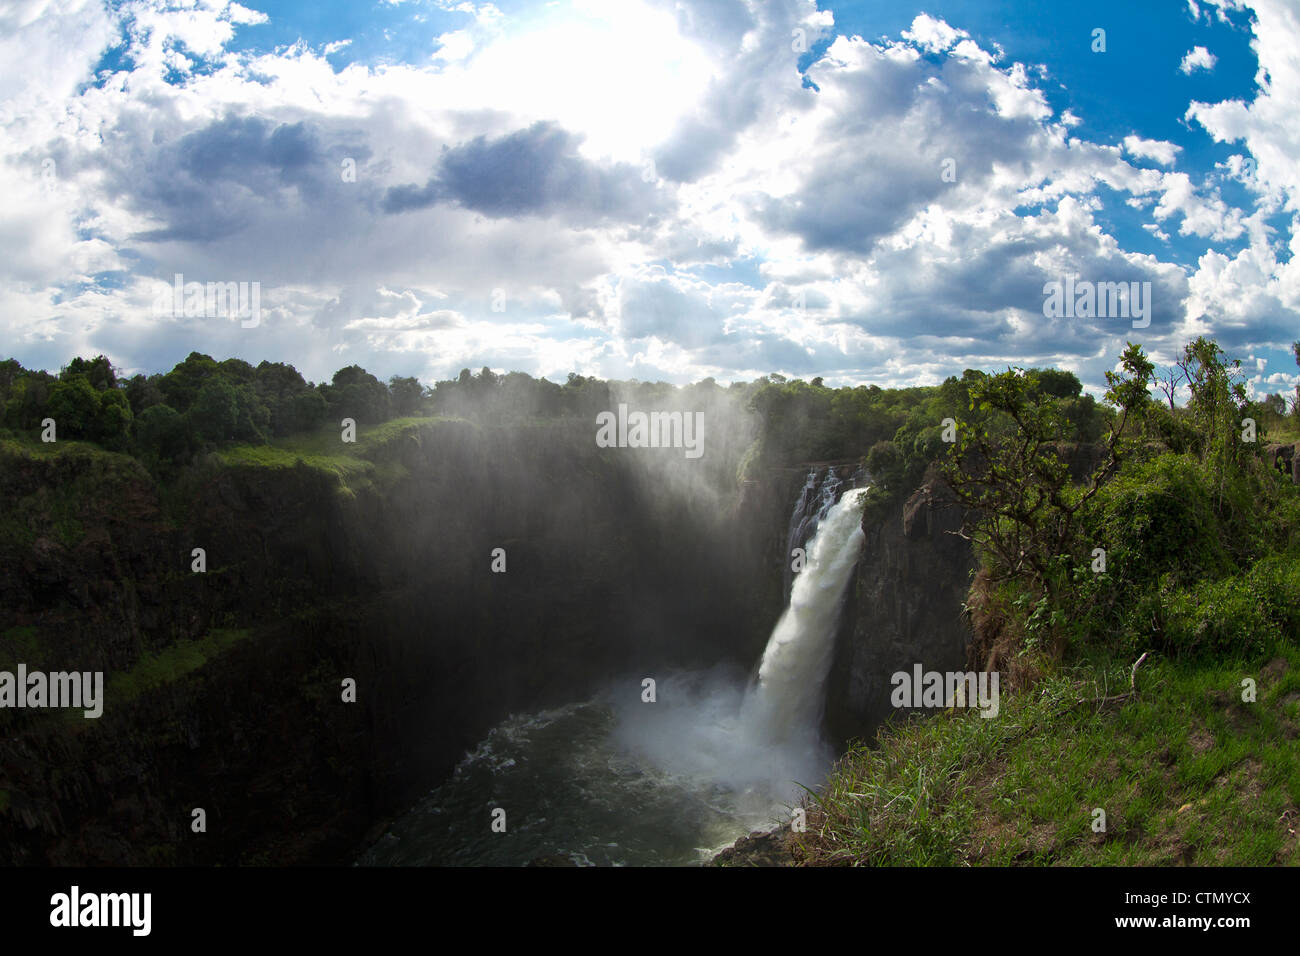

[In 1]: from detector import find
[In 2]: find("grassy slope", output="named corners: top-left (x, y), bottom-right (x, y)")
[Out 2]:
top-left (215, 415), bottom-right (461, 496)
top-left (797, 645), bottom-right (1300, 866)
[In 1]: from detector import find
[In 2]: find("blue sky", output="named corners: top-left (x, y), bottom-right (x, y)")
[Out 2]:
top-left (2, 0), bottom-right (1297, 400)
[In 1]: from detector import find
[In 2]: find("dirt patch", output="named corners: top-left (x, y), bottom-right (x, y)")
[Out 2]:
top-left (1028, 821), bottom-right (1059, 856)
top-left (1187, 728), bottom-right (1215, 755)
top-left (962, 758), bottom-right (1015, 863)
top-left (1261, 657), bottom-right (1289, 685)
top-left (1235, 757), bottom-right (1266, 802)
top-left (1206, 687), bottom-right (1259, 733)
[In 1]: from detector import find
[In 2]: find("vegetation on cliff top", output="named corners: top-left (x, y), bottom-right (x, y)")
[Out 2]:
top-left (796, 336), bottom-right (1300, 866)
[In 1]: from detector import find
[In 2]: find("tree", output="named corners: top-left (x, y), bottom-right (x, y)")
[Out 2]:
top-left (1176, 336), bottom-right (1250, 479)
top-left (388, 375), bottom-right (425, 417)
top-left (324, 365), bottom-right (391, 424)
top-left (942, 342), bottom-right (1154, 600)
top-left (189, 378), bottom-right (241, 443)
top-left (1154, 365), bottom-right (1183, 411)
top-left (160, 352), bottom-right (220, 412)
top-left (0, 358), bottom-right (25, 400)
top-left (254, 361), bottom-right (320, 436)
top-left (62, 355), bottom-right (118, 391)
top-left (124, 374), bottom-right (166, 415)
top-left (94, 389), bottom-right (133, 450)
top-left (3, 371), bottom-right (54, 430)
top-left (46, 376), bottom-right (101, 438)
top-left (134, 404), bottom-right (187, 463)
top-left (284, 389), bottom-right (327, 433)
top-left (865, 440), bottom-right (904, 491)
top-left (1032, 368), bottom-right (1082, 400)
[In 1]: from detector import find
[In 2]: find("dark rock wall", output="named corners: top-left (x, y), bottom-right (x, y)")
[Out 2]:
top-left (824, 477), bottom-right (975, 745)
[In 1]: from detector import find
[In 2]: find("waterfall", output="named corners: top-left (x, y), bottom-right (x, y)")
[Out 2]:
top-left (363, 476), bottom-right (872, 865)
top-left (781, 466), bottom-right (844, 601)
top-left (743, 485), bottom-right (869, 746)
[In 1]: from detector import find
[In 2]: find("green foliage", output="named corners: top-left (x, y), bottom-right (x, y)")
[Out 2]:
top-left (323, 365), bottom-right (392, 425)
top-left (1178, 335), bottom-right (1252, 482)
top-left (46, 376), bottom-right (100, 437)
top-left (188, 378), bottom-right (268, 445)
top-left (865, 440), bottom-right (904, 492)
top-left (124, 373), bottom-right (166, 416)
top-left (2, 370), bottom-right (55, 431)
top-left (1072, 450), bottom-right (1299, 658)
top-left (134, 404), bottom-right (187, 464)
top-left (1071, 455), bottom-right (1235, 649)
top-left (388, 375), bottom-right (425, 417)
top-left (1164, 557), bottom-right (1300, 657)
top-left (189, 378), bottom-right (240, 442)
top-left (942, 344), bottom-right (1152, 598)
top-left (94, 388), bottom-right (133, 451)
top-left (951, 336), bottom-right (1299, 666)
top-left (61, 355), bottom-right (117, 391)
top-left (159, 351), bottom-right (220, 412)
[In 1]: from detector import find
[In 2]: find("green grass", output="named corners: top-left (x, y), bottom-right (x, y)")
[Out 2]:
top-left (0, 438), bottom-right (146, 549)
top-left (216, 416), bottom-right (461, 496)
top-left (1263, 419), bottom-right (1300, 444)
top-left (798, 644), bottom-right (1300, 866)
top-left (0, 435), bottom-right (113, 459)
top-left (106, 628), bottom-right (253, 705)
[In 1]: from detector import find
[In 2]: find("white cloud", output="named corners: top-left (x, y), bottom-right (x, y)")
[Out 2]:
top-left (1180, 45), bottom-right (1217, 73)
top-left (0, 0), bottom-right (1296, 390)
top-left (1123, 135), bottom-right (1182, 166)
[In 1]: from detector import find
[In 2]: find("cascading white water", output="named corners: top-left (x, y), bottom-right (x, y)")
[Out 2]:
top-left (361, 481), bottom-right (872, 866)
top-left (742, 486), bottom-right (869, 748)
top-left (782, 466), bottom-right (844, 600)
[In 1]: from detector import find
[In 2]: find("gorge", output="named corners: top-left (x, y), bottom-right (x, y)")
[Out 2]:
top-left (0, 414), bottom-right (975, 865)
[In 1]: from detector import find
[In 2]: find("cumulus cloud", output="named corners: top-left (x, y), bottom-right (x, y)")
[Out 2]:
top-left (381, 121), bottom-right (667, 225)
top-left (1180, 45), bottom-right (1218, 73)
top-left (1123, 135), bottom-right (1182, 166)
top-left (0, 0), bottom-right (1296, 392)
top-left (1181, 0), bottom-right (1300, 351)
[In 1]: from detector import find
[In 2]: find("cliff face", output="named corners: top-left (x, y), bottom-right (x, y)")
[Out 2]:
top-left (824, 476), bottom-right (975, 744)
top-left (0, 421), bottom-right (784, 865)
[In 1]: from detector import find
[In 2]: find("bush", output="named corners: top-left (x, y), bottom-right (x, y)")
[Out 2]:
top-left (1071, 456), bottom-right (1230, 646)
top-left (1164, 556), bottom-right (1300, 656)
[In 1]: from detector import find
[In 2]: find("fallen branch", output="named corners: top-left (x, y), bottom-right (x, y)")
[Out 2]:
top-left (1074, 650), bottom-right (1152, 708)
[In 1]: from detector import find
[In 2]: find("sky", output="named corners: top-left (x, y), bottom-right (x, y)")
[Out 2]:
top-left (1, 0), bottom-right (1298, 398)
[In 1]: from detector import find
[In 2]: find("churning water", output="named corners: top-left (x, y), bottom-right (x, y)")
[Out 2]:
top-left (359, 486), bottom-right (870, 867)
